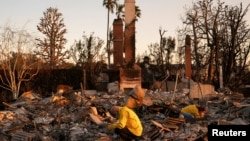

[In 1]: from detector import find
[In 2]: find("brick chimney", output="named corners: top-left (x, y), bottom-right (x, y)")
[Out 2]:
top-left (124, 0), bottom-right (136, 64)
top-left (185, 35), bottom-right (192, 79)
top-left (113, 18), bottom-right (124, 66)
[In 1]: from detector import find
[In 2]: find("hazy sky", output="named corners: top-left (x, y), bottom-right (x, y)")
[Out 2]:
top-left (0, 0), bottom-right (249, 55)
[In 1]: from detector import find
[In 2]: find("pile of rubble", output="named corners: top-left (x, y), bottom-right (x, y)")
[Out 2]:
top-left (0, 86), bottom-right (249, 141)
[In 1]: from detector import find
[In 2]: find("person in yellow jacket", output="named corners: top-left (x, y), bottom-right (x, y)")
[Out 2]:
top-left (180, 104), bottom-right (206, 123)
top-left (107, 90), bottom-right (143, 141)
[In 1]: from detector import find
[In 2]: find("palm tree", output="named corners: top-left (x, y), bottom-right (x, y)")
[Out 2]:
top-left (103, 0), bottom-right (118, 68)
top-left (116, 4), bottom-right (124, 19)
top-left (135, 6), bottom-right (141, 21)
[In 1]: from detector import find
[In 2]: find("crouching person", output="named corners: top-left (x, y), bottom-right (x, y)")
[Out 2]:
top-left (180, 104), bottom-right (206, 123)
top-left (107, 92), bottom-right (143, 141)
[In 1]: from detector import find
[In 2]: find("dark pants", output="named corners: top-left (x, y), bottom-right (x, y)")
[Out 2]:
top-left (182, 113), bottom-right (196, 123)
top-left (115, 128), bottom-right (141, 141)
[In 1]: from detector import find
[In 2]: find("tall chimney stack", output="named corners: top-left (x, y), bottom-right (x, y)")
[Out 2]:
top-left (113, 18), bottom-right (124, 66)
top-left (185, 35), bottom-right (192, 79)
top-left (124, 0), bottom-right (136, 64)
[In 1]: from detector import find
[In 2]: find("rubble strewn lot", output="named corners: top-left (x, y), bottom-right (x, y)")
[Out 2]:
top-left (0, 87), bottom-right (249, 141)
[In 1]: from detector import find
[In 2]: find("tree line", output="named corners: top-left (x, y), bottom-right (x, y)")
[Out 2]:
top-left (0, 0), bottom-right (249, 100)
top-left (177, 0), bottom-right (250, 89)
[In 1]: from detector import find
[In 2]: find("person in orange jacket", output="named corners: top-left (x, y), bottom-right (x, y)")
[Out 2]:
top-left (107, 89), bottom-right (143, 141)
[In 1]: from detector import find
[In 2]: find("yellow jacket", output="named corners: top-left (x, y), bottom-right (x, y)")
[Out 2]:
top-left (109, 106), bottom-right (143, 136)
top-left (181, 104), bottom-right (200, 118)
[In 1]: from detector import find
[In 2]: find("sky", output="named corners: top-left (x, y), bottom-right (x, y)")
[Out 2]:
top-left (0, 0), bottom-right (249, 55)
